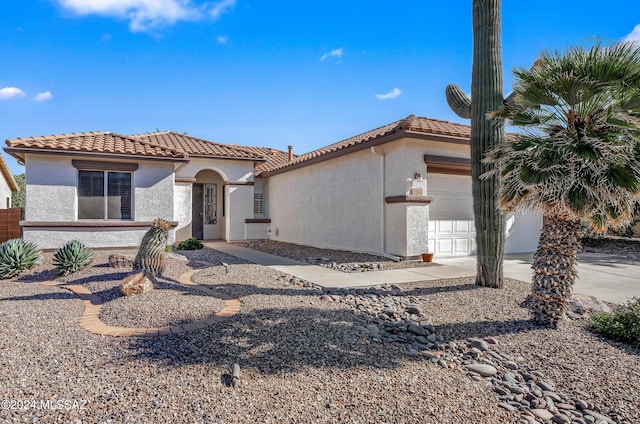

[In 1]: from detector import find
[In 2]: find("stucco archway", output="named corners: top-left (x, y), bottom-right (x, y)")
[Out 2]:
top-left (193, 169), bottom-right (225, 240)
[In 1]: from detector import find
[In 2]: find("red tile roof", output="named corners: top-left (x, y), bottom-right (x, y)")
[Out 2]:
top-left (131, 132), bottom-right (266, 161)
top-left (5, 131), bottom-right (188, 161)
top-left (259, 115), bottom-right (473, 175)
top-left (3, 116), bottom-right (480, 179)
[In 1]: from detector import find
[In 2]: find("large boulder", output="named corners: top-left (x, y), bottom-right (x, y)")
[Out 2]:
top-left (119, 272), bottom-right (155, 296)
top-left (566, 294), bottom-right (611, 319)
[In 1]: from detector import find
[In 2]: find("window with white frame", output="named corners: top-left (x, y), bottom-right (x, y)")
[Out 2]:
top-left (78, 170), bottom-right (132, 220)
top-left (254, 182), bottom-right (265, 218)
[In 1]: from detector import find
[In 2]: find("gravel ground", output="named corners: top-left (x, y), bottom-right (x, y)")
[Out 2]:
top-left (1, 245), bottom-right (639, 423)
top-left (235, 240), bottom-right (438, 272)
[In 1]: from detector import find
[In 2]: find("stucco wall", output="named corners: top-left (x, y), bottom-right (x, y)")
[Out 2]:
top-left (227, 185), bottom-right (253, 241)
top-left (25, 155), bottom-right (77, 221)
top-left (245, 222), bottom-right (270, 239)
top-left (22, 153), bottom-right (176, 248)
top-left (174, 183), bottom-right (192, 242)
top-left (268, 148), bottom-right (384, 254)
top-left (23, 227), bottom-right (167, 250)
top-left (0, 172), bottom-right (13, 209)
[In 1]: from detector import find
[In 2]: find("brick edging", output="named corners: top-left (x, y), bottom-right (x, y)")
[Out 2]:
top-left (45, 265), bottom-right (241, 337)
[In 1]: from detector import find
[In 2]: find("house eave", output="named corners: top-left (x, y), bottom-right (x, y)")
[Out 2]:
top-left (260, 130), bottom-right (470, 177)
top-left (3, 147), bottom-right (190, 164)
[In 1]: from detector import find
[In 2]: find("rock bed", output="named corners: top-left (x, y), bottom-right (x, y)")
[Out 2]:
top-left (235, 240), bottom-right (437, 272)
top-left (1, 246), bottom-right (639, 422)
top-left (279, 279), bottom-right (634, 424)
top-left (98, 280), bottom-right (227, 328)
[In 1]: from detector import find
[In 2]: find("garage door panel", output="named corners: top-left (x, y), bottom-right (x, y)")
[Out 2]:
top-left (455, 220), bottom-right (470, 232)
top-left (438, 220), bottom-right (453, 233)
top-left (437, 239), bottom-right (453, 254)
top-left (454, 238), bottom-right (470, 254)
top-left (428, 175), bottom-right (476, 256)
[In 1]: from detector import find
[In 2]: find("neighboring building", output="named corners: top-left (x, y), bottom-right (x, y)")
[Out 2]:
top-left (4, 115), bottom-right (541, 257)
top-left (0, 154), bottom-right (19, 208)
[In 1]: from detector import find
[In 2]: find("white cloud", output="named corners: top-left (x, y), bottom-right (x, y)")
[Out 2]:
top-left (622, 24), bottom-right (640, 42)
top-left (207, 0), bottom-right (235, 19)
top-left (55, 0), bottom-right (234, 32)
top-left (35, 91), bottom-right (53, 102)
top-left (216, 34), bottom-right (229, 44)
top-left (320, 48), bottom-right (343, 61)
top-left (375, 88), bottom-right (402, 100)
top-left (0, 87), bottom-right (26, 100)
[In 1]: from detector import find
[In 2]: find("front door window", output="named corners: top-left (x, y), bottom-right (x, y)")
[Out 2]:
top-left (204, 184), bottom-right (217, 225)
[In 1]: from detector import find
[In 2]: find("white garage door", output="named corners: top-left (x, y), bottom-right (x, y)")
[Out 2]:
top-left (427, 174), bottom-right (476, 256)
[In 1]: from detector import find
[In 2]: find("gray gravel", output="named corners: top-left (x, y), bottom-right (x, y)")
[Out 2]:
top-left (235, 240), bottom-right (438, 272)
top-left (1, 246), bottom-right (638, 423)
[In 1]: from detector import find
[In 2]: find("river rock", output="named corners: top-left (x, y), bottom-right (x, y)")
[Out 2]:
top-left (464, 363), bottom-right (497, 377)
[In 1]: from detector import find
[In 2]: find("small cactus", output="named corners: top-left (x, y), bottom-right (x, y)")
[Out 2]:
top-left (53, 240), bottom-right (94, 275)
top-left (0, 238), bottom-right (40, 279)
top-left (134, 218), bottom-right (171, 277)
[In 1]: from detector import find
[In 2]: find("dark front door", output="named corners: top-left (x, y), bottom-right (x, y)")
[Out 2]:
top-left (192, 184), bottom-right (203, 239)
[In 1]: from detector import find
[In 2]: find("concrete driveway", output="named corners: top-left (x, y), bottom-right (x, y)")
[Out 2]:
top-left (436, 253), bottom-right (640, 304)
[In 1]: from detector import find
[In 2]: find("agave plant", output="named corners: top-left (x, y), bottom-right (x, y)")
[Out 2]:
top-left (53, 240), bottom-right (94, 275)
top-left (486, 42), bottom-right (640, 327)
top-left (0, 238), bottom-right (40, 279)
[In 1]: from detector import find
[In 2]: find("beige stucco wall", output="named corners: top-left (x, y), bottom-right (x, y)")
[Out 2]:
top-left (268, 147), bottom-right (384, 254)
top-left (0, 170), bottom-right (14, 209)
top-left (23, 153), bottom-right (176, 248)
top-left (174, 183), bottom-right (192, 242)
top-left (266, 136), bottom-right (540, 258)
top-left (23, 227), bottom-right (157, 249)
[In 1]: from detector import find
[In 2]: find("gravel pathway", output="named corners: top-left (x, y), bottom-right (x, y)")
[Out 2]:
top-left (1, 245), bottom-right (638, 423)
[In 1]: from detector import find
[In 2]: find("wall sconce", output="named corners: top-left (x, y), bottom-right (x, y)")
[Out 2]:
top-left (413, 173), bottom-right (422, 180)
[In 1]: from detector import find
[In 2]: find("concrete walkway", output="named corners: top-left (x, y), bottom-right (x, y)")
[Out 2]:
top-left (204, 241), bottom-right (640, 304)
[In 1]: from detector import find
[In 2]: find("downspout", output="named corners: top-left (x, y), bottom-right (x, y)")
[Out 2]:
top-left (370, 146), bottom-right (401, 262)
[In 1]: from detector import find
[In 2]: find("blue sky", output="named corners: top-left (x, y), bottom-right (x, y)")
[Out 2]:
top-left (1, 0), bottom-right (639, 175)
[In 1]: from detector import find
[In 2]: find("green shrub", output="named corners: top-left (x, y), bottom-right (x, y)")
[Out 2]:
top-left (0, 238), bottom-right (40, 279)
top-left (53, 240), bottom-right (94, 275)
top-left (176, 237), bottom-right (203, 250)
top-left (591, 298), bottom-right (640, 347)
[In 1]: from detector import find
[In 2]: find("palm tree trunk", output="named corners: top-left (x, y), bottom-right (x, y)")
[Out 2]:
top-left (530, 215), bottom-right (582, 328)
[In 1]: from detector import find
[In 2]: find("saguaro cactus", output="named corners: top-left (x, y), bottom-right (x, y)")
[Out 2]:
top-left (134, 218), bottom-right (170, 277)
top-left (445, 0), bottom-right (506, 289)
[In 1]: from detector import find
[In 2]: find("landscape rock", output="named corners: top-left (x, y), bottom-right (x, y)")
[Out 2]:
top-left (119, 272), bottom-right (155, 296)
top-left (464, 363), bottom-right (497, 377)
top-left (109, 254), bottom-right (134, 268)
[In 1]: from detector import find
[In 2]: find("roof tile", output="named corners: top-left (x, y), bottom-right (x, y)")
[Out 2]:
top-left (259, 115), bottom-right (473, 174)
top-left (5, 131), bottom-right (187, 160)
top-left (131, 132), bottom-right (266, 161)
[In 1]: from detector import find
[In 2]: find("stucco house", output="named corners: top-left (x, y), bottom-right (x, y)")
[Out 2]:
top-left (4, 115), bottom-right (541, 258)
top-left (0, 154), bottom-right (19, 208)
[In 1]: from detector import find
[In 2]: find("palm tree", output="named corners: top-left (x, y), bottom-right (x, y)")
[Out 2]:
top-left (486, 42), bottom-right (640, 328)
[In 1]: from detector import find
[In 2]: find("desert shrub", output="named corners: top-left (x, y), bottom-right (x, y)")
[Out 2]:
top-left (0, 238), bottom-right (39, 279)
top-left (53, 240), bottom-right (94, 275)
top-left (176, 237), bottom-right (203, 250)
top-left (591, 298), bottom-right (640, 347)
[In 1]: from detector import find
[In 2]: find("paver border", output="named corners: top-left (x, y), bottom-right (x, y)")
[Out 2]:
top-left (43, 263), bottom-right (241, 337)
